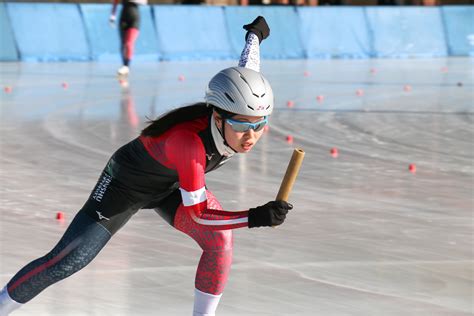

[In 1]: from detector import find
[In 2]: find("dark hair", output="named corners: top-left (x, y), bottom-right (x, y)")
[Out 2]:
top-left (141, 102), bottom-right (212, 137)
top-left (213, 106), bottom-right (236, 119)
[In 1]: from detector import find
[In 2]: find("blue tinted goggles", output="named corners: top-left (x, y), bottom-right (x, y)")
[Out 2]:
top-left (226, 117), bottom-right (268, 132)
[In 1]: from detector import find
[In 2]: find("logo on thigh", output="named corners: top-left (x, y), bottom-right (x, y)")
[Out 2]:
top-left (92, 173), bottom-right (112, 203)
top-left (96, 211), bottom-right (110, 221)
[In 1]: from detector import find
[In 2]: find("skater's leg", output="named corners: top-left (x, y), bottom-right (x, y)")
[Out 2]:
top-left (117, 3), bottom-right (139, 75)
top-left (118, 6), bottom-right (128, 67)
top-left (173, 191), bottom-right (233, 316)
top-left (5, 211), bottom-right (111, 305)
top-left (1, 170), bottom-right (143, 315)
top-left (123, 28), bottom-right (139, 67)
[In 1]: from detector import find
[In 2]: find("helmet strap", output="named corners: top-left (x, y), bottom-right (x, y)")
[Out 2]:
top-left (221, 121), bottom-right (238, 154)
top-left (210, 111), bottom-right (237, 156)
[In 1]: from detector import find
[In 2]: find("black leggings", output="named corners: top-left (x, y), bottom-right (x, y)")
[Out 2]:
top-left (119, 3), bottom-right (140, 34)
top-left (6, 171), bottom-right (178, 303)
top-left (7, 211), bottom-right (111, 303)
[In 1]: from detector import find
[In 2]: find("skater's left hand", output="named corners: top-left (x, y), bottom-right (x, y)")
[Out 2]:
top-left (109, 15), bottom-right (116, 28)
top-left (243, 16), bottom-right (270, 43)
top-left (248, 200), bottom-right (292, 228)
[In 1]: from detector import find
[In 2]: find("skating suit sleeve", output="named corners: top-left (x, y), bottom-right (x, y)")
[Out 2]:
top-left (111, 0), bottom-right (119, 15)
top-left (238, 33), bottom-right (260, 72)
top-left (166, 130), bottom-right (249, 230)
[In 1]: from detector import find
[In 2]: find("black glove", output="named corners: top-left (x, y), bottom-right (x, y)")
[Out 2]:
top-left (243, 16), bottom-right (270, 44)
top-left (248, 200), bottom-right (293, 228)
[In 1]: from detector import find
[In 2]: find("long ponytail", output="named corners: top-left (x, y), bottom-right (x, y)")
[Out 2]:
top-left (141, 102), bottom-right (212, 137)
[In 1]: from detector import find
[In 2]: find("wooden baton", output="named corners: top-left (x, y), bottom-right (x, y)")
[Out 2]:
top-left (272, 148), bottom-right (305, 228)
top-left (276, 148), bottom-right (305, 201)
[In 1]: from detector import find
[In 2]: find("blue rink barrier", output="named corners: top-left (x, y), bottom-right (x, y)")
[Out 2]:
top-left (225, 6), bottom-right (304, 59)
top-left (442, 6), bottom-right (474, 56)
top-left (365, 7), bottom-right (447, 58)
top-left (80, 4), bottom-right (159, 61)
top-left (80, 4), bottom-right (120, 61)
top-left (153, 5), bottom-right (233, 60)
top-left (298, 7), bottom-right (371, 58)
top-left (0, 4), bottom-right (472, 62)
top-left (0, 3), bottom-right (18, 61)
top-left (6, 3), bottom-right (89, 61)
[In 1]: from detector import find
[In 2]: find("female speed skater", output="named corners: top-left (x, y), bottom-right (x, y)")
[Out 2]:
top-left (0, 16), bottom-right (293, 316)
top-left (109, 0), bottom-right (148, 77)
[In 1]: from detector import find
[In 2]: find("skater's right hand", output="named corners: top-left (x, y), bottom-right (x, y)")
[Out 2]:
top-left (243, 16), bottom-right (270, 43)
top-left (248, 200), bottom-right (292, 228)
top-left (109, 15), bottom-right (116, 28)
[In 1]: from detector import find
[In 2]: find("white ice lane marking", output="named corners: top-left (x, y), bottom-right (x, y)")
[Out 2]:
top-left (261, 260), bottom-right (473, 313)
top-left (1, 258), bottom-right (468, 277)
top-left (41, 100), bottom-right (116, 158)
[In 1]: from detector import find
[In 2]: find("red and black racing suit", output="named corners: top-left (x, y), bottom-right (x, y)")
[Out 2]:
top-left (7, 112), bottom-right (246, 304)
top-left (6, 22), bottom-right (264, 307)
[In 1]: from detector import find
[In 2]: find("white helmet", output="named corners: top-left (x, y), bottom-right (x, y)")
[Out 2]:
top-left (205, 67), bottom-right (274, 117)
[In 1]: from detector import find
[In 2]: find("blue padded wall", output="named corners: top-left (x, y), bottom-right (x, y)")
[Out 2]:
top-left (442, 6), bottom-right (474, 56)
top-left (136, 5), bottom-right (160, 60)
top-left (1, 4), bottom-right (473, 62)
top-left (0, 3), bottom-right (18, 61)
top-left (80, 4), bottom-right (120, 61)
top-left (365, 7), bottom-right (447, 58)
top-left (80, 4), bottom-right (159, 61)
top-left (225, 6), bottom-right (304, 59)
top-left (7, 3), bottom-right (89, 61)
top-left (153, 5), bottom-right (233, 60)
top-left (298, 7), bottom-right (371, 58)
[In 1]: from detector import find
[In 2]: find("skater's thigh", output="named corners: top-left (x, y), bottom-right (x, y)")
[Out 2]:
top-left (82, 171), bottom-right (144, 235)
top-left (152, 189), bottom-right (181, 226)
top-left (173, 190), bottom-right (233, 251)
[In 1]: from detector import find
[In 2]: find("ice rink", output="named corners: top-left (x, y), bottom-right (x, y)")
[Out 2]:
top-left (1, 58), bottom-right (473, 315)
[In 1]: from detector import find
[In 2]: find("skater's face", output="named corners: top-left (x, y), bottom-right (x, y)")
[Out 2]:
top-left (214, 111), bottom-right (266, 153)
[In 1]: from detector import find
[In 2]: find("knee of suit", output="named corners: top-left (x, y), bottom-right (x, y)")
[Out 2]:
top-left (201, 230), bottom-right (233, 253)
top-left (197, 191), bottom-right (233, 252)
top-left (203, 190), bottom-right (234, 251)
top-left (174, 191), bottom-right (234, 252)
top-left (124, 28), bottom-right (139, 59)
